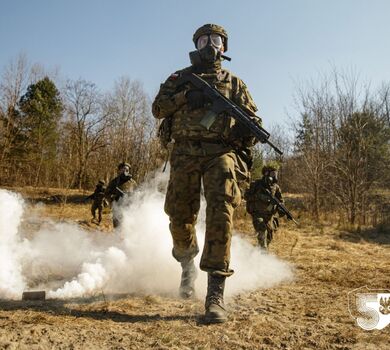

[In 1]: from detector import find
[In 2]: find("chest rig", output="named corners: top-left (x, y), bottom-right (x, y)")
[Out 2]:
top-left (170, 69), bottom-right (236, 145)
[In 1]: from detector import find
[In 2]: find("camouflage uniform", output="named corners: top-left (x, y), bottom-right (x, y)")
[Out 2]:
top-left (105, 171), bottom-right (137, 228)
top-left (153, 58), bottom-right (260, 276)
top-left (245, 176), bottom-right (284, 248)
top-left (87, 181), bottom-right (106, 223)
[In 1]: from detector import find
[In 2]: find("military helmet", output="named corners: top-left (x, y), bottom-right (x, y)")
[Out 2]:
top-left (193, 24), bottom-right (228, 52)
top-left (117, 162), bottom-right (131, 170)
top-left (262, 161), bottom-right (280, 175)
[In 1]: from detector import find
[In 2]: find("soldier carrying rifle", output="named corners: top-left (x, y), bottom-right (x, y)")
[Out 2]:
top-left (85, 180), bottom-right (107, 224)
top-left (105, 162), bottom-right (137, 228)
top-left (152, 23), bottom-right (274, 323)
top-left (245, 162), bottom-right (297, 249)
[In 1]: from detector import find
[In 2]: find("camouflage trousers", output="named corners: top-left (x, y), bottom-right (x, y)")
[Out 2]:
top-left (112, 201), bottom-right (122, 228)
top-left (251, 212), bottom-right (279, 245)
top-left (91, 202), bottom-right (103, 223)
top-left (165, 151), bottom-right (242, 277)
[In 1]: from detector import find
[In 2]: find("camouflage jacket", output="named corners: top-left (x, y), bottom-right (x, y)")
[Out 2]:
top-left (244, 177), bottom-right (283, 215)
top-left (87, 186), bottom-right (106, 205)
top-left (152, 65), bottom-right (261, 155)
top-left (105, 175), bottom-right (137, 203)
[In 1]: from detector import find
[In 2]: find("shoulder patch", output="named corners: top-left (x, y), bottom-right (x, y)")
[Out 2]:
top-left (169, 73), bottom-right (180, 81)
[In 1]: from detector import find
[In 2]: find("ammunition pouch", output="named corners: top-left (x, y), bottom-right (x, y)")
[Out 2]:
top-left (158, 117), bottom-right (172, 148)
top-left (233, 147), bottom-right (253, 185)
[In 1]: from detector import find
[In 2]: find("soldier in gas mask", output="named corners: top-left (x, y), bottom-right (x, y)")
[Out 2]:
top-left (152, 24), bottom-right (261, 323)
top-left (85, 180), bottom-right (106, 224)
top-left (245, 163), bottom-right (285, 249)
top-left (105, 162), bottom-right (137, 228)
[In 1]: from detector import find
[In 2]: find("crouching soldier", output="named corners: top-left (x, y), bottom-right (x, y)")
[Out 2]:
top-left (105, 162), bottom-right (137, 228)
top-left (245, 163), bottom-right (284, 249)
top-left (86, 180), bottom-right (106, 224)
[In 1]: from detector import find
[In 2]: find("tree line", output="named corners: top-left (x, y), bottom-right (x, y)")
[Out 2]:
top-left (0, 55), bottom-right (164, 189)
top-left (1, 55), bottom-right (389, 226)
top-left (275, 69), bottom-right (390, 226)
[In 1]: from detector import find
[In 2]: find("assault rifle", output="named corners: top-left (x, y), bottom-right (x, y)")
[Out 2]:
top-left (115, 186), bottom-right (126, 198)
top-left (264, 189), bottom-right (299, 226)
top-left (178, 73), bottom-right (283, 155)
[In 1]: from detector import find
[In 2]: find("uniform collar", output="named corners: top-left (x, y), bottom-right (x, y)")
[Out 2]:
top-left (192, 60), bottom-right (222, 74)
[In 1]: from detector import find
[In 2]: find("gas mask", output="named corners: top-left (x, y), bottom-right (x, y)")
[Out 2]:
top-left (119, 165), bottom-right (131, 180)
top-left (190, 33), bottom-right (224, 66)
top-left (269, 171), bottom-right (278, 184)
top-left (264, 171), bottom-right (278, 185)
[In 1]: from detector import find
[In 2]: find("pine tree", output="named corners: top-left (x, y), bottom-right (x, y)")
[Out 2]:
top-left (19, 77), bottom-right (63, 185)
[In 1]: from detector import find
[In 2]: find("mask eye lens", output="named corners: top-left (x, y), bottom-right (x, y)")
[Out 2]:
top-left (197, 35), bottom-right (209, 50)
top-left (210, 34), bottom-right (223, 49)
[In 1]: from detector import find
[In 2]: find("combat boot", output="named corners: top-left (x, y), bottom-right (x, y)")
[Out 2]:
top-left (179, 259), bottom-right (197, 299)
top-left (257, 231), bottom-right (268, 250)
top-left (204, 274), bottom-right (227, 323)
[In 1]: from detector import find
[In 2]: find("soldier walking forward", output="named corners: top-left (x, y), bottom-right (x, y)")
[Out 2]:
top-left (152, 24), bottom-right (261, 323)
top-left (245, 163), bottom-right (285, 249)
top-left (105, 162), bottom-right (137, 228)
top-left (86, 180), bottom-right (106, 224)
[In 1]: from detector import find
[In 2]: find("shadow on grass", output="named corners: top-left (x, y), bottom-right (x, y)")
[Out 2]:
top-left (27, 194), bottom-right (88, 205)
top-left (338, 225), bottom-right (390, 245)
top-left (0, 295), bottom-right (202, 324)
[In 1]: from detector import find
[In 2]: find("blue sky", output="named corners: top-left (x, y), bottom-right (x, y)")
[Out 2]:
top-left (1, 0), bottom-right (389, 128)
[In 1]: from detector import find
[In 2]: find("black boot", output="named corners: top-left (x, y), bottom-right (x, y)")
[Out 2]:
top-left (204, 274), bottom-right (227, 323)
top-left (179, 259), bottom-right (197, 299)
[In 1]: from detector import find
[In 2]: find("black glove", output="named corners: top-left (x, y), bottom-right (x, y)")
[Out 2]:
top-left (185, 89), bottom-right (210, 110)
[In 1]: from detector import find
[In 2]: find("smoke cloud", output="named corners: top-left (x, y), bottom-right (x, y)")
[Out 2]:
top-left (0, 191), bottom-right (26, 299)
top-left (0, 172), bottom-right (293, 301)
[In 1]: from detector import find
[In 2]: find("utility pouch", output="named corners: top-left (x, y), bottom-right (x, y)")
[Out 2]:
top-left (158, 117), bottom-right (172, 148)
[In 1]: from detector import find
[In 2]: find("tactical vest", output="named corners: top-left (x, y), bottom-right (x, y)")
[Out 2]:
top-left (245, 179), bottom-right (279, 214)
top-left (170, 69), bottom-right (238, 143)
top-left (94, 189), bottom-right (105, 204)
top-left (107, 176), bottom-right (136, 202)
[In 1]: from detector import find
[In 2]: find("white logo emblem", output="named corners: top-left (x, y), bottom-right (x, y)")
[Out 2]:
top-left (348, 286), bottom-right (390, 330)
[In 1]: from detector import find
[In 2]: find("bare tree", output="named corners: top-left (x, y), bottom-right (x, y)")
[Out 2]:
top-left (290, 69), bottom-right (390, 224)
top-left (63, 79), bottom-right (111, 188)
top-left (0, 54), bottom-right (30, 183)
top-left (291, 76), bottom-right (336, 218)
top-left (102, 76), bottom-right (160, 182)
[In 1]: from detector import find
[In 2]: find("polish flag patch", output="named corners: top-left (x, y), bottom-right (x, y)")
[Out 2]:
top-left (169, 73), bottom-right (179, 80)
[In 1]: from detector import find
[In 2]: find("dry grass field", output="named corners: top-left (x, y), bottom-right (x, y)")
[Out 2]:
top-left (0, 187), bottom-right (389, 350)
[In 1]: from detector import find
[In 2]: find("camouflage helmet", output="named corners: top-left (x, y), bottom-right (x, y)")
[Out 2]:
top-left (262, 161), bottom-right (280, 175)
top-left (117, 162), bottom-right (131, 171)
top-left (193, 24), bottom-right (228, 52)
top-left (98, 179), bottom-right (105, 185)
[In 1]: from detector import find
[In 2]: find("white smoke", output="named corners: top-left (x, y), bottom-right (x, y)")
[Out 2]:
top-left (0, 191), bottom-right (26, 299)
top-left (0, 172), bottom-right (293, 301)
